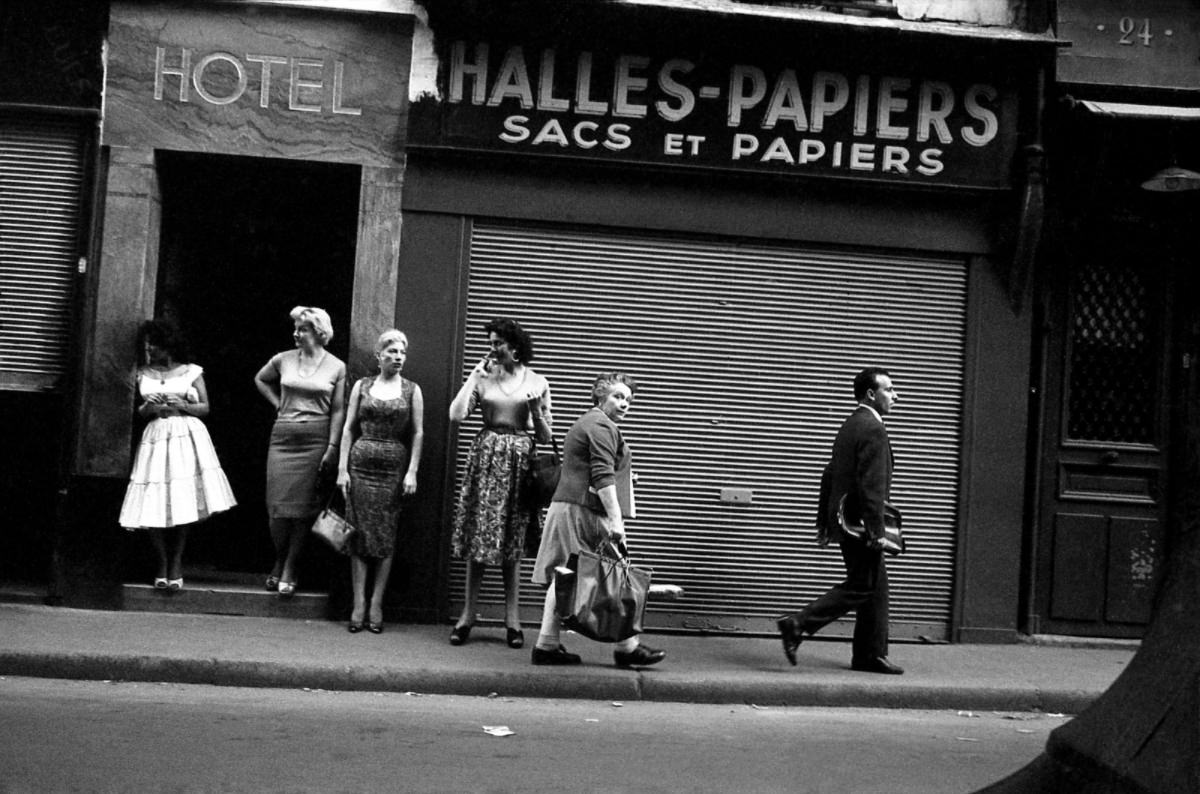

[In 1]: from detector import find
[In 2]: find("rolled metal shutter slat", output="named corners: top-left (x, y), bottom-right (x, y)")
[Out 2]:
top-left (450, 223), bottom-right (966, 639)
top-left (0, 116), bottom-right (85, 391)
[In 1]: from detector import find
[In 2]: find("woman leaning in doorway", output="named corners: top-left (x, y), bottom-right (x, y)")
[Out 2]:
top-left (448, 317), bottom-right (553, 649)
top-left (254, 306), bottom-right (346, 597)
top-left (120, 318), bottom-right (237, 590)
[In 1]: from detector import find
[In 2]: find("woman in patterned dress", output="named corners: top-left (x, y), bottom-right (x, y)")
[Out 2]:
top-left (448, 318), bottom-right (553, 649)
top-left (119, 319), bottom-right (237, 590)
top-left (336, 330), bottom-right (424, 634)
top-left (254, 306), bottom-right (346, 597)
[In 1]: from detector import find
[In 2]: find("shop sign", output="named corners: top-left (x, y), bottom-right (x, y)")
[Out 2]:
top-left (410, 40), bottom-right (1020, 189)
top-left (103, 2), bottom-right (412, 167)
top-left (1058, 0), bottom-right (1200, 92)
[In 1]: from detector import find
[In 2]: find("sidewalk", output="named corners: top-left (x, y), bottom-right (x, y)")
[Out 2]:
top-left (0, 603), bottom-right (1135, 714)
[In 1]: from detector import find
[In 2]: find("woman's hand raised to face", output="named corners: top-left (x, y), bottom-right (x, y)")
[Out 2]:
top-left (469, 356), bottom-right (492, 380)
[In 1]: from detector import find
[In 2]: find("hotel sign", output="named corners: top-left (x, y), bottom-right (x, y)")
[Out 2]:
top-left (103, 2), bottom-right (412, 167)
top-left (410, 40), bottom-right (1020, 189)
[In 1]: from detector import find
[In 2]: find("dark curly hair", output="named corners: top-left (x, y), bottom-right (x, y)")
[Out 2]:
top-left (137, 319), bottom-right (191, 365)
top-left (484, 317), bottom-right (535, 364)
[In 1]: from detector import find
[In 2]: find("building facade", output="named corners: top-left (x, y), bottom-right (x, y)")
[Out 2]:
top-left (0, 0), bottom-right (105, 589)
top-left (403, 0), bottom-right (1055, 642)
top-left (55, 0), bottom-right (425, 610)
top-left (1030, 0), bottom-right (1200, 638)
top-left (21, 1), bottom-right (1185, 646)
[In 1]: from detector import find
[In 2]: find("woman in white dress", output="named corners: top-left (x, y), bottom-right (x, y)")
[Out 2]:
top-left (119, 319), bottom-right (237, 590)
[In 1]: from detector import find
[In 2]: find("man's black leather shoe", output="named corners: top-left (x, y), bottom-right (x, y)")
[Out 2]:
top-left (851, 656), bottom-right (904, 675)
top-left (613, 644), bottom-right (666, 667)
top-left (776, 616), bottom-right (803, 666)
top-left (531, 645), bottom-right (582, 665)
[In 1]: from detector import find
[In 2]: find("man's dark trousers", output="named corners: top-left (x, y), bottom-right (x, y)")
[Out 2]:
top-left (788, 537), bottom-right (889, 660)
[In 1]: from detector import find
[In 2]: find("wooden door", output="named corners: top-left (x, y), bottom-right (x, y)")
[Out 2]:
top-left (1035, 216), bottom-right (1171, 637)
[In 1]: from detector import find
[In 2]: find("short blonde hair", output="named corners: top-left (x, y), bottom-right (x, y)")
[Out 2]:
top-left (290, 306), bottom-right (333, 344)
top-left (375, 328), bottom-right (408, 353)
top-left (591, 371), bottom-right (638, 406)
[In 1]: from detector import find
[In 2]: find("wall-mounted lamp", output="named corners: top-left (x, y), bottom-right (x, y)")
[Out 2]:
top-left (1141, 165), bottom-right (1200, 192)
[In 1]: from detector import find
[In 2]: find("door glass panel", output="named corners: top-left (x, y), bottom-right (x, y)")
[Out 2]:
top-left (1066, 259), bottom-right (1160, 444)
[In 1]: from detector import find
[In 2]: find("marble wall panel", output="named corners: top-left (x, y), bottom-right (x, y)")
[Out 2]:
top-left (104, 1), bottom-right (412, 167)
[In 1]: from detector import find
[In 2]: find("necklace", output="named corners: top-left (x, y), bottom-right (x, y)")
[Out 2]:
top-left (147, 363), bottom-right (180, 384)
top-left (298, 349), bottom-right (326, 379)
top-left (496, 367), bottom-right (527, 396)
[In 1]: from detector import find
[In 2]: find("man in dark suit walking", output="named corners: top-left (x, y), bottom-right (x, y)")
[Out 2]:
top-left (777, 366), bottom-right (904, 675)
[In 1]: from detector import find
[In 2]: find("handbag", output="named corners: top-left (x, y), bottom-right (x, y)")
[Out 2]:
top-left (837, 494), bottom-right (905, 556)
top-left (529, 436), bottom-right (561, 508)
top-left (554, 541), bottom-right (652, 643)
top-left (311, 491), bottom-right (356, 553)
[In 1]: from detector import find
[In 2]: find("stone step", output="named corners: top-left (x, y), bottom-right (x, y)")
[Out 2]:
top-left (0, 584), bottom-right (48, 606)
top-left (121, 581), bottom-right (329, 620)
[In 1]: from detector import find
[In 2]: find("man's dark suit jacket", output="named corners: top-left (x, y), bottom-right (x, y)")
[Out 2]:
top-left (822, 406), bottom-right (893, 543)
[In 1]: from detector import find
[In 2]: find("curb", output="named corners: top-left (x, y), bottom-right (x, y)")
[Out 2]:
top-left (0, 651), bottom-right (1101, 713)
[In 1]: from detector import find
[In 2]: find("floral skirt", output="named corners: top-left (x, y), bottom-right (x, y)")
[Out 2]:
top-left (450, 428), bottom-right (538, 564)
top-left (343, 437), bottom-right (409, 560)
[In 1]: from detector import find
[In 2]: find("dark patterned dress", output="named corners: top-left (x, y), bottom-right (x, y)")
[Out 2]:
top-left (343, 377), bottom-right (414, 560)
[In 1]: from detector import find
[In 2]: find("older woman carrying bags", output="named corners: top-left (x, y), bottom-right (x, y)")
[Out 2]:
top-left (254, 306), bottom-right (347, 597)
top-left (448, 318), bottom-right (552, 649)
top-left (336, 330), bottom-right (424, 634)
top-left (530, 372), bottom-right (665, 667)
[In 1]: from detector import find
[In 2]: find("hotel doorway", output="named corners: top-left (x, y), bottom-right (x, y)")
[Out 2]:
top-left (149, 151), bottom-right (359, 588)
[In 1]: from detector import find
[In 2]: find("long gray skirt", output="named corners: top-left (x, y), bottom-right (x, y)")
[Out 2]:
top-left (265, 419), bottom-right (329, 519)
top-left (531, 501), bottom-right (610, 587)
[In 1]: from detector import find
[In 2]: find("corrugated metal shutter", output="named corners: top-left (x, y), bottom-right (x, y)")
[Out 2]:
top-left (451, 222), bottom-right (965, 639)
top-left (0, 115), bottom-right (86, 392)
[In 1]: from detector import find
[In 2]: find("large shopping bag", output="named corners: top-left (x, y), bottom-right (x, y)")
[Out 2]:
top-left (554, 543), bottom-right (651, 643)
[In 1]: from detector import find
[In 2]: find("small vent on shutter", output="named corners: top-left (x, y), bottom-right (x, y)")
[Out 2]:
top-left (452, 223), bottom-right (966, 639)
top-left (0, 115), bottom-right (86, 392)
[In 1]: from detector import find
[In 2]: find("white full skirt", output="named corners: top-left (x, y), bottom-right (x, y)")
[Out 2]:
top-left (119, 416), bottom-right (237, 529)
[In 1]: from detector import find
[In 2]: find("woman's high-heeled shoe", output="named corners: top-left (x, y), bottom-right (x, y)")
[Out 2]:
top-left (153, 577), bottom-right (169, 590)
top-left (367, 622), bottom-right (383, 635)
top-left (278, 581), bottom-right (296, 597)
top-left (347, 621), bottom-right (364, 634)
top-left (167, 578), bottom-right (184, 592)
top-left (506, 627), bottom-right (525, 649)
top-left (449, 623), bottom-right (473, 646)
top-left (265, 575), bottom-right (280, 592)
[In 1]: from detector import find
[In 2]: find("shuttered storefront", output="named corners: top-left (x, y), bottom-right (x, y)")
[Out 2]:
top-left (451, 222), bottom-right (966, 639)
top-left (0, 114), bottom-right (87, 392)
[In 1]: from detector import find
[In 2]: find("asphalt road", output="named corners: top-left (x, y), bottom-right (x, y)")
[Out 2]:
top-left (0, 676), bottom-right (1065, 793)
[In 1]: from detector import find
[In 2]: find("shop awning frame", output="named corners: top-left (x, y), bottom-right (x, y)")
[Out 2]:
top-left (616, 0), bottom-right (1063, 46)
top-left (1078, 100), bottom-right (1200, 122)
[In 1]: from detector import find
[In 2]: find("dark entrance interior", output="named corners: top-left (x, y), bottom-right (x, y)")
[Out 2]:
top-left (144, 151), bottom-right (359, 587)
